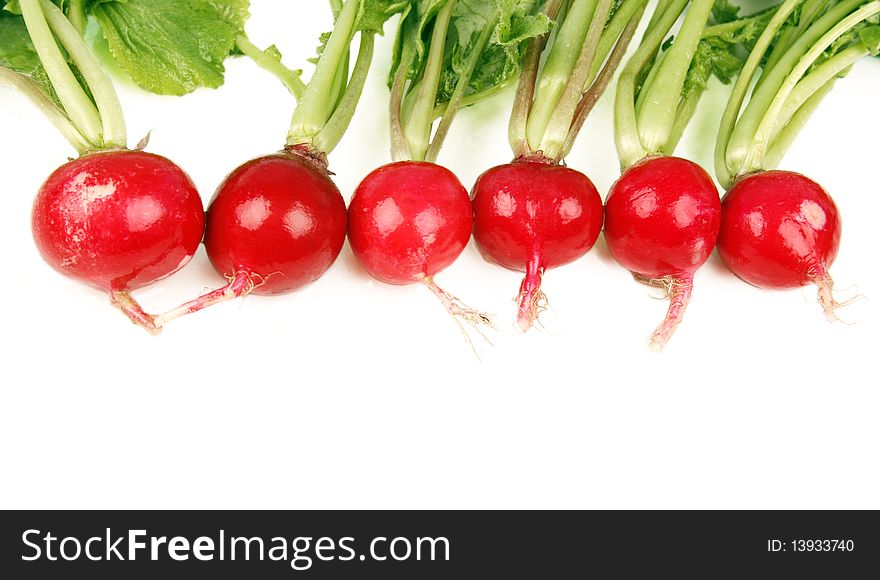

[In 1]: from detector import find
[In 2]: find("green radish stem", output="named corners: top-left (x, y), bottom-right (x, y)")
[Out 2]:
top-left (772, 43), bottom-right (868, 141)
top-left (714, 0), bottom-right (804, 189)
top-left (757, 0), bottom-right (833, 90)
top-left (67, 0), bottom-right (88, 36)
top-left (526, 0), bottom-right (600, 152)
top-left (314, 32), bottom-right (375, 155)
top-left (287, 0), bottom-right (360, 147)
top-left (39, 0), bottom-right (126, 148)
top-left (635, 0), bottom-right (713, 154)
top-left (738, 0), bottom-right (880, 174)
top-left (19, 0), bottom-right (102, 145)
top-left (764, 77), bottom-right (836, 169)
top-left (539, 0), bottom-right (613, 160)
top-left (509, 0), bottom-right (564, 157)
top-left (425, 11), bottom-right (497, 163)
top-left (0, 66), bottom-right (91, 153)
top-left (614, 0), bottom-right (689, 169)
top-left (235, 35), bottom-right (306, 99)
top-left (588, 0), bottom-right (650, 85)
top-left (723, 0), bottom-right (866, 178)
top-left (389, 41), bottom-right (416, 161)
top-left (559, 1), bottom-right (646, 159)
top-left (402, 0), bottom-right (457, 162)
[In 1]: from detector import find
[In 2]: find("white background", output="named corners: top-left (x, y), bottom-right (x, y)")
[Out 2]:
top-left (1, 1), bottom-right (878, 509)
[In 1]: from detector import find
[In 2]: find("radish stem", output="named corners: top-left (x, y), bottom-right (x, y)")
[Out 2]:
top-left (714, 0), bottom-right (804, 189)
top-left (425, 10), bottom-right (497, 163)
top-left (526, 0), bottom-right (600, 152)
top-left (287, 0), bottom-right (360, 146)
top-left (509, 0), bottom-right (564, 157)
top-left (636, 0), bottom-right (713, 155)
top-left (19, 0), bottom-right (102, 145)
top-left (403, 0), bottom-right (457, 162)
top-left (314, 32), bottom-right (375, 155)
top-left (540, 0), bottom-right (612, 160)
top-left (765, 77), bottom-right (836, 169)
top-left (235, 35), bottom-right (305, 99)
top-left (0, 66), bottom-right (91, 153)
top-left (39, 0), bottom-right (126, 148)
top-left (740, 1), bottom-right (880, 174)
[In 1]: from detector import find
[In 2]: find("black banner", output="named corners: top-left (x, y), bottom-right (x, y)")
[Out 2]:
top-left (1, 510), bottom-right (877, 578)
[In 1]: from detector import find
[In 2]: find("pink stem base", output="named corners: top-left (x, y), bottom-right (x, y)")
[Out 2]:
top-left (153, 270), bottom-right (256, 327)
top-left (634, 273), bottom-right (694, 351)
top-left (110, 290), bottom-right (160, 335)
top-left (516, 258), bottom-right (546, 332)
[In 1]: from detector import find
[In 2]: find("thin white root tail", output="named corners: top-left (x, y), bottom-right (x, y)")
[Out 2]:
top-left (814, 275), bottom-right (845, 323)
top-left (423, 277), bottom-right (496, 356)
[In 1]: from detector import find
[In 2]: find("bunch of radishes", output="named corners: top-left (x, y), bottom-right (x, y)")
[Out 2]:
top-left (2, 0), bottom-right (877, 350)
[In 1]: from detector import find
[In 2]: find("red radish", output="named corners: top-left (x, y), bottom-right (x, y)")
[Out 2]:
top-left (471, 0), bottom-right (643, 330)
top-left (153, 1), bottom-right (408, 326)
top-left (604, 156), bottom-right (720, 349)
top-left (711, 1), bottom-right (880, 322)
top-left (343, 0), bottom-right (554, 341)
top-left (348, 161), bottom-right (471, 284)
top-left (348, 161), bottom-right (491, 329)
top-left (717, 170), bottom-right (842, 320)
top-left (31, 150), bottom-right (204, 333)
top-left (471, 155), bottom-right (603, 330)
top-left (4, 0), bottom-right (220, 333)
top-left (155, 148), bottom-right (347, 323)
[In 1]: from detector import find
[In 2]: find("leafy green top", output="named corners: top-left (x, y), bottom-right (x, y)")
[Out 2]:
top-left (388, 0), bottom-right (550, 162)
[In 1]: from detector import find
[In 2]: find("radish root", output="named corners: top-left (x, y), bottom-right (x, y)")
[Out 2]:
top-left (634, 273), bottom-right (694, 351)
top-left (423, 276), bottom-right (495, 354)
top-left (516, 259), bottom-right (546, 332)
top-left (153, 270), bottom-right (258, 327)
top-left (110, 289), bottom-right (161, 335)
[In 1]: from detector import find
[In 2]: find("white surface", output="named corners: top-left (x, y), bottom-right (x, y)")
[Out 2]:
top-left (1, 2), bottom-right (878, 509)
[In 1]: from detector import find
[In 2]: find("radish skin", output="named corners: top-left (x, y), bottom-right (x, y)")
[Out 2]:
top-left (604, 156), bottom-right (720, 349)
top-left (717, 170), bottom-right (842, 321)
top-left (31, 150), bottom-right (205, 333)
top-left (471, 155), bottom-right (604, 331)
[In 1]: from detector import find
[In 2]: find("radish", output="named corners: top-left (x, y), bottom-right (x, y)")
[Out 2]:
top-left (714, 0), bottom-right (880, 321)
top-left (1, 0), bottom-right (208, 334)
top-left (717, 170), bottom-right (841, 318)
top-left (605, 0), bottom-right (775, 349)
top-left (347, 0), bottom-right (552, 338)
top-left (155, 0), bottom-right (406, 325)
top-left (472, 0), bottom-right (646, 330)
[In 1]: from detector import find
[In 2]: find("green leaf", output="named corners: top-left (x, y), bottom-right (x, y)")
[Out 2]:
top-left (437, 0), bottom-right (549, 103)
top-left (710, 0), bottom-right (740, 25)
top-left (391, 0), bottom-right (548, 105)
top-left (88, 0), bottom-right (250, 95)
top-left (0, 9), bottom-right (62, 106)
top-left (858, 23), bottom-right (880, 55)
top-left (311, 1), bottom-right (408, 65)
top-left (359, 0), bottom-right (409, 34)
top-left (682, 7), bottom-right (775, 98)
top-left (390, 0), bottom-right (449, 86)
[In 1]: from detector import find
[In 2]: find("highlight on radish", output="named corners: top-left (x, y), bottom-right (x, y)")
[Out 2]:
top-left (0, 0), bottom-right (214, 334)
top-left (471, 0), bottom-right (646, 331)
top-left (154, 0), bottom-right (407, 326)
top-left (714, 0), bottom-right (879, 321)
top-left (606, 0), bottom-right (774, 349)
top-left (347, 0), bottom-right (552, 341)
